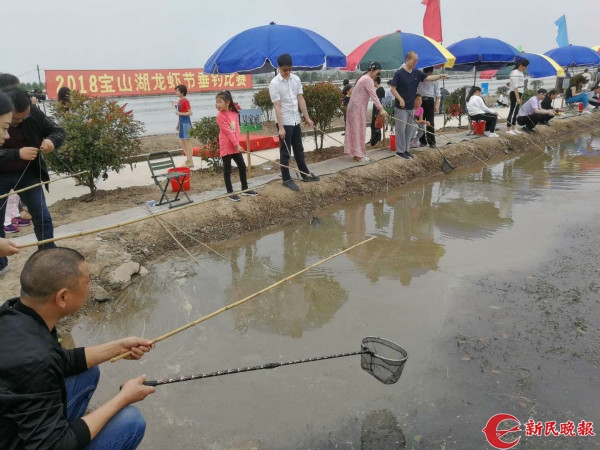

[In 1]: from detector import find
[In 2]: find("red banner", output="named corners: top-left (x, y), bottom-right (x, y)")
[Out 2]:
top-left (422, 0), bottom-right (443, 43)
top-left (44, 69), bottom-right (252, 99)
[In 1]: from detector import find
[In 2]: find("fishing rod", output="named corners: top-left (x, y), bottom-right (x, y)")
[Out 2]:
top-left (0, 170), bottom-right (90, 201)
top-left (313, 126), bottom-right (417, 178)
top-left (315, 121), bottom-right (456, 175)
top-left (110, 236), bottom-right (376, 362)
top-left (19, 185), bottom-right (263, 249)
top-left (140, 336), bottom-right (407, 387)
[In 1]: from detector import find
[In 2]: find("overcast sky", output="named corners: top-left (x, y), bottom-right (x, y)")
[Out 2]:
top-left (2, 0), bottom-right (598, 83)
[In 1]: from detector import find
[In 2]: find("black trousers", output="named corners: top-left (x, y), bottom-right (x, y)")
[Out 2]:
top-left (419, 97), bottom-right (436, 145)
top-left (507, 91), bottom-right (522, 127)
top-left (276, 123), bottom-right (311, 181)
top-left (517, 114), bottom-right (546, 130)
top-left (470, 113), bottom-right (497, 132)
top-left (222, 152), bottom-right (248, 193)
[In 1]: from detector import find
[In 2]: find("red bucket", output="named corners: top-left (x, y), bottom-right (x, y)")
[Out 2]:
top-left (167, 167), bottom-right (191, 192)
top-left (389, 134), bottom-right (396, 151)
top-left (472, 120), bottom-right (486, 135)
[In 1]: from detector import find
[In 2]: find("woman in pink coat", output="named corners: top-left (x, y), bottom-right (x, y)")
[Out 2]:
top-left (344, 62), bottom-right (387, 161)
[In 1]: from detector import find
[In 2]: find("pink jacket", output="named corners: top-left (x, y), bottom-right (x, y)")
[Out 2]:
top-left (217, 110), bottom-right (240, 157)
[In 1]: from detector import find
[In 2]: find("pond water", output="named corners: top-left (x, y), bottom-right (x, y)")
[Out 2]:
top-left (71, 128), bottom-right (600, 449)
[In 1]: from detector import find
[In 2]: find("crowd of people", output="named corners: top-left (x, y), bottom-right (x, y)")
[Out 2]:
top-left (1, 51), bottom-right (599, 448)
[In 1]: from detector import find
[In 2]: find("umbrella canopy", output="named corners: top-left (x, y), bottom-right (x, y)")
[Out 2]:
top-left (479, 69), bottom-right (497, 79)
top-left (204, 22), bottom-right (346, 74)
top-left (447, 36), bottom-right (520, 71)
top-left (544, 45), bottom-right (600, 67)
top-left (517, 52), bottom-right (565, 78)
top-left (480, 53), bottom-right (564, 79)
top-left (479, 67), bottom-right (511, 80)
top-left (343, 31), bottom-right (455, 71)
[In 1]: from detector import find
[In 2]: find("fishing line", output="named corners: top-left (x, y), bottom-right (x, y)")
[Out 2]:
top-left (279, 138), bottom-right (320, 224)
top-left (313, 125), bottom-right (410, 177)
top-left (110, 236), bottom-right (376, 362)
top-left (390, 115), bottom-right (484, 169)
top-left (142, 204), bottom-right (205, 268)
top-left (19, 186), bottom-right (267, 249)
top-left (145, 212), bottom-right (232, 262)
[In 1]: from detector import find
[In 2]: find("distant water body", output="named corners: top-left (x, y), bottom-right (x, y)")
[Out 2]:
top-left (102, 75), bottom-right (557, 136)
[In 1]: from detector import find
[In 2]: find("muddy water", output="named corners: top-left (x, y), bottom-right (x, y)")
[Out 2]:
top-left (72, 131), bottom-right (600, 449)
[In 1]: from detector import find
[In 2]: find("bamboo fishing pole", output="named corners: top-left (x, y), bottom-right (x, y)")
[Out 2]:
top-left (19, 186), bottom-right (260, 249)
top-left (243, 147), bottom-right (312, 178)
top-left (0, 171), bottom-right (89, 200)
top-left (110, 236), bottom-right (375, 362)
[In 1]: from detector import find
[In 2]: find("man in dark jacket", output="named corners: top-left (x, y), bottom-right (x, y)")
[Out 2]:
top-left (0, 87), bottom-right (64, 274)
top-left (0, 247), bottom-right (155, 449)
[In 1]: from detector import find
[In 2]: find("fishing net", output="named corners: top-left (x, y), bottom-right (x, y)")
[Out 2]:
top-left (360, 337), bottom-right (408, 385)
top-left (142, 337), bottom-right (408, 387)
top-left (441, 157), bottom-right (455, 175)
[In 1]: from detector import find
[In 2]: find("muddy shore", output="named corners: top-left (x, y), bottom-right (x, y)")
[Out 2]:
top-left (1, 114), bottom-right (598, 336)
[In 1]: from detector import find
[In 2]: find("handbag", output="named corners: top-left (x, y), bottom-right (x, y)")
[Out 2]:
top-left (374, 112), bottom-right (384, 129)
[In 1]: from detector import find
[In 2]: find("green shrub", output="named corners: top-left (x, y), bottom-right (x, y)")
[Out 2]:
top-left (190, 116), bottom-right (221, 172)
top-left (48, 91), bottom-right (144, 198)
top-left (303, 82), bottom-right (343, 150)
top-left (443, 87), bottom-right (467, 127)
top-left (252, 88), bottom-right (273, 121)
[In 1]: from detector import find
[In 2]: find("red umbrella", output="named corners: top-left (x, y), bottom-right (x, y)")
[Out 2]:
top-left (479, 70), bottom-right (498, 79)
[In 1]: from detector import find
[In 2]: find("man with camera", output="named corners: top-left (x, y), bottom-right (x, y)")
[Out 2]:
top-left (0, 86), bottom-right (64, 274)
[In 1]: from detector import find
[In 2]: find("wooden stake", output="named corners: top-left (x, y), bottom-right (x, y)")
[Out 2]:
top-left (245, 131), bottom-right (252, 178)
top-left (110, 236), bottom-right (375, 363)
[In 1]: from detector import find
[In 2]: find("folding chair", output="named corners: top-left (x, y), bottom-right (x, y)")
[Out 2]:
top-left (564, 101), bottom-right (581, 116)
top-left (147, 151), bottom-right (193, 209)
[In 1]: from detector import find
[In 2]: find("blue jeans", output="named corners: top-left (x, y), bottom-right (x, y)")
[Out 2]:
top-left (0, 170), bottom-right (55, 268)
top-left (66, 367), bottom-right (147, 450)
top-left (566, 93), bottom-right (589, 108)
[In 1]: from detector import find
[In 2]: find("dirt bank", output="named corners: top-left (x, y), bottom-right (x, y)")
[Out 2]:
top-left (2, 114), bottom-right (598, 335)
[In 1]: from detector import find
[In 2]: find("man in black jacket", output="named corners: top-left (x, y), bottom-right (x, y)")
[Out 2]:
top-left (0, 87), bottom-right (63, 274)
top-left (0, 247), bottom-right (155, 450)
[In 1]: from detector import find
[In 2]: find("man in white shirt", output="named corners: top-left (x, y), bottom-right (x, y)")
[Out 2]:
top-left (268, 53), bottom-right (319, 192)
top-left (581, 68), bottom-right (592, 92)
top-left (506, 59), bottom-right (529, 135)
top-left (416, 67), bottom-right (441, 148)
top-left (516, 89), bottom-right (556, 133)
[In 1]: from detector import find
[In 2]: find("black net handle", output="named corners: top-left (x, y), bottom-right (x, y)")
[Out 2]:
top-left (144, 349), bottom-right (371, 387)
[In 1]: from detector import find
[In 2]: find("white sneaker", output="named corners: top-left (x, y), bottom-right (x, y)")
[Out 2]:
top-left (506, 130), bottom-right (517, 135)
top-left (582, 110), bottom-right (592, 115)
top-left (488, 132), bottom-right (499, 138)
top-left (513, 128), bottom-right (522, 134)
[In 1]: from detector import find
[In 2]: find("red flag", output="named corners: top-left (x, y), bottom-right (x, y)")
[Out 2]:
top-left (422, 0), bottom-right (443, 43)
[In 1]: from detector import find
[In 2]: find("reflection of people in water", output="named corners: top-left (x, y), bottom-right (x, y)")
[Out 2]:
top-left (226, 227), bottom-right (348, 338)
top-left (345, 186), bottom-right (445, 285)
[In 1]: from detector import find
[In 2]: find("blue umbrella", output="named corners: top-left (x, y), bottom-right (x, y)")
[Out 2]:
top-left (447, 36), bottom-right (520, 71)
top-left (204, 22), bottom-right (346, 74)
top-left (517, 52), bottom-right (565, 78)
top-left (544, 45), bottom-right (600, 67)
